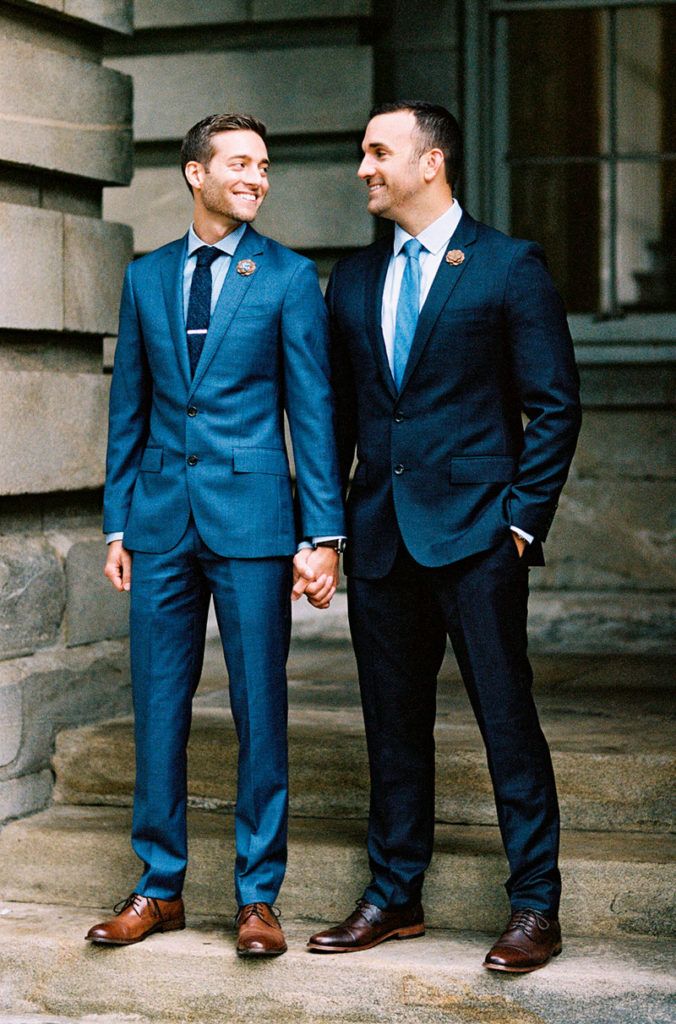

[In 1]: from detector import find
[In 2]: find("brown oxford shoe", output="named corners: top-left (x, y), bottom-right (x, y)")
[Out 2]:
top-left (307, 898), bottom-right (425, 953)
top-left (236, 902), bottom-right (287, 957)
top-left (85, 893), bottom-right (185, 946)
top-left (483, 908), bottom-right (562, 973)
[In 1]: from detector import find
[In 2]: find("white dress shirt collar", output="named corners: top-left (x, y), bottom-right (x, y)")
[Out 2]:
top-left (187, 221), bottom-right (247, 257)
top-left (393, 200), bottom-right (463, 256)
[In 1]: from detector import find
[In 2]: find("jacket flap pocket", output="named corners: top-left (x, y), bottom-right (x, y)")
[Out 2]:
top-left (140, 447), bottom-right (163, 473)
top-left (233, 447), bottom-right (290, 476)
top-left (451, 455), bottom-right (516, 483)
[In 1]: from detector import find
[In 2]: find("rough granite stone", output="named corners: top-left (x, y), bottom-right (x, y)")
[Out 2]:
top-left (0, 640), bottom-right (130, 780)
top-left (0, 537), bottom-right (65, 661)
top-left (0, 770), bottom-right (52, 826)
top-left (54, 532), bottom-right (129, 647)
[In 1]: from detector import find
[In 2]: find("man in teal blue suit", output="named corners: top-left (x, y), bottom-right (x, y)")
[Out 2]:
top-left (86, 113), bottom-right (345, 956)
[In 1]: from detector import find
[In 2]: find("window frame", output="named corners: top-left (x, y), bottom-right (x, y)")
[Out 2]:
top-left (463, 0), bottom-right (676, 348)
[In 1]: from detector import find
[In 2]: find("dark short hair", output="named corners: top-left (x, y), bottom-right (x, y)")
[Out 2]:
top-left (180, 113), bottom-right (268, 193)
top-left (368, 101), bottom-right (463, 189)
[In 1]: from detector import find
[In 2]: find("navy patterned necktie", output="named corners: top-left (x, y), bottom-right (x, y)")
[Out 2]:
top-left (393, 238), bottom-right (424, 389)
top-left (186, 245), bottom-right (224, 377)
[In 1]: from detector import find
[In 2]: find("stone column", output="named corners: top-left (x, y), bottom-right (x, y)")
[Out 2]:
top-left (0, 0), bottom-right (134, 824)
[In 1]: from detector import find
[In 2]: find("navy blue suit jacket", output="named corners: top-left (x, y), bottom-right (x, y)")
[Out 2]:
top-left (104, 225), bottom-right (345, 556)
top-left (328, 212), bottom-right (582, 578)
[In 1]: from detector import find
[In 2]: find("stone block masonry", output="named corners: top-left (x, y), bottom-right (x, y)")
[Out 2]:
top-left (0, 0), bottom-right (133, 825)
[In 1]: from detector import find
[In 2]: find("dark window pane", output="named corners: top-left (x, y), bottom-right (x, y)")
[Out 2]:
top-left (511, 163), bottom-right (600, 314)
top-left (617, 160), bottom-right (676, 311)
top-left (507, 10), bottom-right (601, 158)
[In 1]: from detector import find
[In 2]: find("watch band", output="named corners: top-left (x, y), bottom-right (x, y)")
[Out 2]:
top-left (313, 539), bottom-right (347, 553)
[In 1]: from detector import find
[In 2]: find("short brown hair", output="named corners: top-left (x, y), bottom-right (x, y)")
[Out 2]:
top-left (369, 101), bottom-right (463, 189)
top-left (180, 113), bottom-right (268, 193)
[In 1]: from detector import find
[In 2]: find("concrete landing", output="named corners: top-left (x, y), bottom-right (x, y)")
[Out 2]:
top-left (0, 903), bottom-right (674, 1024)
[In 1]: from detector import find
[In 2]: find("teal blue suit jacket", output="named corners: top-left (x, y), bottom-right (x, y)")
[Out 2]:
top-left (104, 225), bottom-right (345, 555)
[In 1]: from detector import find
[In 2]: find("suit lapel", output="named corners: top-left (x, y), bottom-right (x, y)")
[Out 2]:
top-left (189, 225), bottom-right (266, 397)
top-left (364, 238), bottom-right (397, 400)
top-left (160, 235), bottom-right (191, 391)
top-left (399, 212), bottom-right (479, 395)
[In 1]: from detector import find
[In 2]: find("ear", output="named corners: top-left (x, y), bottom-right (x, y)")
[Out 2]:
top-left (184, 160), bottom-right (205, 192)
top-left (422, 148), bottom-right (445, 183)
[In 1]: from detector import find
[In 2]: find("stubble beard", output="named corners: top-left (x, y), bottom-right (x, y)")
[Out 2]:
top-left (201, 178), bottom-right (261, 224)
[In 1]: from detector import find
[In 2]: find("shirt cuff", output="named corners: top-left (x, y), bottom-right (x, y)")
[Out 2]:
top-left (510, 525), bottom-right (534, 545)
top-left (106, 532), bottom-right (124, 544)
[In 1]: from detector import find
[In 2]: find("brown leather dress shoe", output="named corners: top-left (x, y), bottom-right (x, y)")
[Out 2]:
top-left (483, 908), bottom-right (562, 973)
top-left (236, 902), bottom-right (287, 957)
top-left (307, 899), bottom-right (425, 953)
top-left (85, 893), bottom-right (185, 946)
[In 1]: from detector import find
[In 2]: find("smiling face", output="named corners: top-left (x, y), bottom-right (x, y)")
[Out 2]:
top-left (358, 110), bottom-right (425, 222)
top-left (187, 129), bottom-right (270, 227)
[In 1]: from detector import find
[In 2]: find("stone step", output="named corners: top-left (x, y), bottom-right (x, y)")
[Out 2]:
top-left (0, 902), bottom-right (673, 1024)
top-left (0, 806), bottom-right (673, 939)
top-left (52, 696), bottom-right (675, 832)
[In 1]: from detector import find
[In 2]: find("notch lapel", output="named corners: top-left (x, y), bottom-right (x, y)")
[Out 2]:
top-left (160, 235), bottom-right (191, 391)
top-left (188, 225), bottom-right (266, 397)
top-left (364, 238), bottom-right (397, 400)
top-left (399, 212), bottom-right (479, 395)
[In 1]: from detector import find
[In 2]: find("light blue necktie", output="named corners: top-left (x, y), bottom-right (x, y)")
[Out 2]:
top-left (392, 238), bottom-right (424, 389)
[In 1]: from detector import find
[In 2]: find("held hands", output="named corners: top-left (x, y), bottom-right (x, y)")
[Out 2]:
top-left (292, 547), bottom-right (340, 609)
top-left (104, 540), bottom-right (133, 592)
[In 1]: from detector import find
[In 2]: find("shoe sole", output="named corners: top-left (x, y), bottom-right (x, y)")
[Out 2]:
top-left (236, 945), bottom-right (288, 958)
top-left (85, 920), bottom-right (186, 946)
top-left (306, 923), bottom-right (425, 953)
top-left (483, 946), bottom-right (562, 973)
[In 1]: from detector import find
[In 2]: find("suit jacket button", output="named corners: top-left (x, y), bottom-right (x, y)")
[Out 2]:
top-left (187, 455), bottom-right (199, 466)
top-left (394, 464), bottom-right (405, 475)
top-left (187, 406), bottom-right (198, 417)
top-left (394, 412), bottom-right (405, 423)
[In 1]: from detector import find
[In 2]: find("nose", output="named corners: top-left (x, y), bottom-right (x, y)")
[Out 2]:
top-left (358, 154), bottom-right (374, 180)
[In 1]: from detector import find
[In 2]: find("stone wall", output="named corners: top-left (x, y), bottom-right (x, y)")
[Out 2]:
top-left (0, 0), bottom-right (135, 825)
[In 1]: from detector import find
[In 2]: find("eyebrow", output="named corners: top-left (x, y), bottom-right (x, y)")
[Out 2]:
top-left (363, 141), bottom-right (391, 152)
top-left (228, 154), bottom-right (270, 165)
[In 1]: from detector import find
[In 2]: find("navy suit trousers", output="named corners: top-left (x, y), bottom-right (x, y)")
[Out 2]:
top-left (347, 531), bottom-right (561, 917)
top-left (129, 519), bottom-right (292, 906)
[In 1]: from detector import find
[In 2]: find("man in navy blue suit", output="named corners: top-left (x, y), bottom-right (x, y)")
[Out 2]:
top-left (86, 113), bottom-right (345, 956)
top-left (308, 102), bottom-right (581, 972)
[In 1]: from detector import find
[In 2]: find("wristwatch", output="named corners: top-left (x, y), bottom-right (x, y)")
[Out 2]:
top-left (313, 539), bottom-right (347, 553)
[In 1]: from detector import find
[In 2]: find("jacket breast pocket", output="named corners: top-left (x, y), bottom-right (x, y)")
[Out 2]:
top-left (140, 447), bottom-right (163, 473)
top-left (232, 447), bottom-right (290, 476)
top-left (450, 455), bottom-right (516, 484)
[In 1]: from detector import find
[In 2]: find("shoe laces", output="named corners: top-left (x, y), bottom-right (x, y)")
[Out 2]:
top-left (235, 902), bottom-right (281, 926)
top-left (506, 908), bottom-right (551, 939)
top-left (113, 893), bottom-right (161, 919)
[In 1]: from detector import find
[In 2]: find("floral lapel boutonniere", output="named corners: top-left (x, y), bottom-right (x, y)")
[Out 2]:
top-left (445, 249), bottom-right (465, 266)
top-left (236, 259), bottom-right (257, 276)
